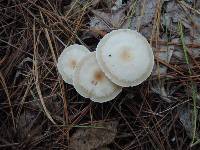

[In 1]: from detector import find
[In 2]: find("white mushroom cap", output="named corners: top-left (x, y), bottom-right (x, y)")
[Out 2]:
top-left (73, 52), bottom-right (122, 103)
top-left (57, 44), bottom-right (90, 84)
top-left (96, 29), bottom-right (154, 87)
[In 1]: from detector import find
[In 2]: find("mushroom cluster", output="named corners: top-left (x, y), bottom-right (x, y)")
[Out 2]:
top-left (57, 29), bottom-right (154, 103)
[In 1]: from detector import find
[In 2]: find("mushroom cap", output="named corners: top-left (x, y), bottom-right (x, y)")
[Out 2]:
top-left (57, 44), bottom-right (90, 84)
top-left (73, 52), bottom-right (122, 103)
top-left (96, 29), bottom-right (154, 87)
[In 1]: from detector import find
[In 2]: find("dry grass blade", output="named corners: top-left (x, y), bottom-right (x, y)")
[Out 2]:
top-left (155, 56), bottom-right (184, 76)
top-left (178, 0), bottom-right (200, 15)
top-left (178, 21), bottom-right (198, 145)
top-left (16, 79), bottom-right (33, 121)
top-left (32, 20), bottom-right (56, 125)
top-left (0, 72), bottom-right (16, 129)
top-left (39, 11), bottom-right (57, 65)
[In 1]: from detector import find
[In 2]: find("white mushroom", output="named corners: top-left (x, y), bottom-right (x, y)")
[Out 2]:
top-left (96, 29), bottom-right (154, 87)
top-left (57, 44), bottom-right (90, 84)
top-left (73, 52), bottom-right (122, 103)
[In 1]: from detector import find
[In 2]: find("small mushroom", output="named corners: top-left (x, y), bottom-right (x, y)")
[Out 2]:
top-left (96, 29), bottom-right (154, 87)
top-left (57, 44), bottom-right (90, 84)
top-left (73, 52), bottom-right (122, 103)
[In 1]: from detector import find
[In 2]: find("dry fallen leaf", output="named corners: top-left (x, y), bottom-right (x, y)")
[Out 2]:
top-left (171, 37), bottom-right (200, 62)
top-left (90, 7), bottom-right (127, 31)
top-left (89, 16), bottom-right (109, 31)
top-left (123, 0), bottom-right (158, 38)
top-left (17, 111), bottom-right (41, 141)
top-left (90, 0), bottom-right (159, 38)
top-left (153, 44), bottom-right (174, 75)
top-left (63, 0), bottom-right (101, 15)
top-left (70, 120), bottom-right (118, 150)
top-left (162, 0), bottom-right (200, 37)
top-left (97, 146), bottom-right (110, 150)
top-left (151, 35), bottom-right (176, 103)
top-left (179, 105), bottom-right (194, 138)
top-left (102, 0), bottom-right (123, 10)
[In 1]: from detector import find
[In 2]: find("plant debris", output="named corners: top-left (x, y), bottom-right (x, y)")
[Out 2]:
top-left (70, 121), bottom-right (118, 150)
top-left (179, 105), bottom-right (200, 139)
top-left (90, 6), bottom-right (127, 32)
top-left (0, 0), bottom-right (200, 149)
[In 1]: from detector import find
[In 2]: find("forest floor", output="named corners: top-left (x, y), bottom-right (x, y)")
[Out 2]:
top-left (0, 0), bottom-right (200, 149)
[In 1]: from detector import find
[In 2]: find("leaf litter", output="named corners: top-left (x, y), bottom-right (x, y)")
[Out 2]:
top-left (1, 0), bottom-right (200, 149)
top-left (70, 120), bottom-right (118, 150)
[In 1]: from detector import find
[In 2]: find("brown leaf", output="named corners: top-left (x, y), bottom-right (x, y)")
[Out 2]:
top-left (70, 121), bottom-right (118, 150)
top-left (17, 111), bottom-right (41, 140)
top-left (179, 106), bottom-right (194, 138)
top-left (122, 0), bottom-right (158, 38)
top-left (171, 37), bottom-right (200, 62)
top-left (90, 7), bottom-right (127, 31)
